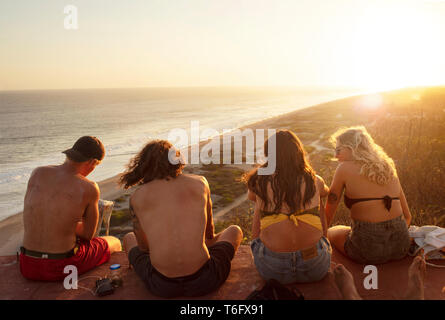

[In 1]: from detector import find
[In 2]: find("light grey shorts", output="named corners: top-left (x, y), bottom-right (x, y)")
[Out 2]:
top-left (250, 236), bottom-right (332, 284)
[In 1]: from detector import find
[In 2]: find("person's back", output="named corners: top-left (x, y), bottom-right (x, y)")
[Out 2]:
top-left (326, 126), bottom-right (411, 264)
top-left (121, 140), bottom-right (242, 298)
top-left (23, 165), bottom-right (98, 253)
top-left (256, 177), bottom-right (327, 252)
top-left (20, 136), bottom-right (121, 281)
top-left (339, 161), bottom-right (405, 223)
top-left (246, 130), bottom-right (332, 284)
top-left (130, 174), bottom-right (211, 277)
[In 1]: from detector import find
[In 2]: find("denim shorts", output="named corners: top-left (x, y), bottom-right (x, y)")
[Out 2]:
top-left (344, 215), bottom-right (410, 265)
top-left (250, 236), bottom-right (332, 284)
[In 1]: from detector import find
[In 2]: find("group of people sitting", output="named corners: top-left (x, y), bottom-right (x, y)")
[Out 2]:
top-left (19, 126), bottom-right (425, 299)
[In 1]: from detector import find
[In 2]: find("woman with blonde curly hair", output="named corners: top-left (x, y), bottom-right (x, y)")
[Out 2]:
top-left (326, 126), bottom-right (412, 264)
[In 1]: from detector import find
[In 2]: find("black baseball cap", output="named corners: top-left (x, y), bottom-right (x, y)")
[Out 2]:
top-left (63, 136), bottom-right (105, 162)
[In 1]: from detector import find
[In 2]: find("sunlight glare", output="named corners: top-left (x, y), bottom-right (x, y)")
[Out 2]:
top-left (360, 93), bottom-right (383, 110)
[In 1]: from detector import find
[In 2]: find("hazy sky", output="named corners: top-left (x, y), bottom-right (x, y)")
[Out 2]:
top-left (1, 0), bottom-right (445, 91)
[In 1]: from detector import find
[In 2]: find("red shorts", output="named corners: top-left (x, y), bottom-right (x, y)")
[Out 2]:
top-left (20, 238), bottom-right (110, 281)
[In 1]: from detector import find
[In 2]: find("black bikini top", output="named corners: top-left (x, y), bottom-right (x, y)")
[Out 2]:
top-left (344, 194), bottom-right (399, 211)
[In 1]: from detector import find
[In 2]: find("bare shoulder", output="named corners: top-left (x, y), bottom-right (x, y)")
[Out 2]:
top-left (30, 165), bottom-right (54, 178)
top-left (27, 166), bottom-right (58, 185)
top-left (184, 174), bottom-right (211, 196)
top-left (335, 161), bottom-right (357, 175)
top-left (184, 173), bottom-right (208, 185)
top-left (77, 176), bottom-right (99, 198)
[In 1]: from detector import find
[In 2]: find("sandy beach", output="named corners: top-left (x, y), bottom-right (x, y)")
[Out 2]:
top-left (0, 97), bottom-right (314, 255)
top-left (1, 86), bottom-right (444, 255)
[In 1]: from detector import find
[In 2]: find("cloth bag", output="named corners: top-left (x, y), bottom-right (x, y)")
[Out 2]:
top-left (408, 225), bottom-right (445, 268)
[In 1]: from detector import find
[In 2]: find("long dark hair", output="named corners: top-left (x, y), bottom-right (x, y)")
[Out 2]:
top-left (243, 130), bottom-right (316, 213)
top-left (119, 140), bottom-right (184, 189)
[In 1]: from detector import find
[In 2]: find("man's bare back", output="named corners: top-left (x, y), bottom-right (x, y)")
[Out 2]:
top-left (23, 163), bottom-right (99, 253)
top-left (20, 136), bottom-right (122, 282)
top-left (120, 139), bottom-right (242, 297)
top-left (130, 174), bottom-right (215, 277)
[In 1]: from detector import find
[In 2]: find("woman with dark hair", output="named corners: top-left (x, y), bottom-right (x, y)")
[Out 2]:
top-left (120, 140), bottom-right (243, 298)
top-left (245, 130), bottom-right (331, 284)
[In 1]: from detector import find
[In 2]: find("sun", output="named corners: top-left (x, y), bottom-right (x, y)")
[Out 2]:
top-left (345, 4), bottom-right (444, 92)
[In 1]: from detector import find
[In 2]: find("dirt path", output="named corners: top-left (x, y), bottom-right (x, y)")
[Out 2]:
top-left (213, 194), bottom-right (248, 221)
top-left (308, 133), bottom-right (331, 153)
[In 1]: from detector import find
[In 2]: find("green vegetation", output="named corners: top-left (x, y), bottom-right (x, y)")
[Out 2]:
top-left (201, 164), bottom-right (247, 207)
top-left (113, 196), bottom-right (127, 204)
top-left (109, 209), bottom-right (132, 227)
top-left (215, 202), bottom-right (254, 245)
top-left (109, 87), bottom-right (445, 243)
top-left (212, 87), bottom-right (445, 241)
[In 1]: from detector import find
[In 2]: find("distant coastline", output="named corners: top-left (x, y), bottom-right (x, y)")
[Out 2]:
top-left (2, 86), bottom-right (444, 255)
top-left (0, 86), bottom-right (362, 222)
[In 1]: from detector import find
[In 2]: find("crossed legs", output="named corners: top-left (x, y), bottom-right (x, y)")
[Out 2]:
top-left (122, 225), bottom-right (243, 258)
top-left (327, 225), bottom-right (351, 256)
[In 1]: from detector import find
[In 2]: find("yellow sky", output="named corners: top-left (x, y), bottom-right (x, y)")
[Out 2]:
top-left (1, 0), bottom-right (445, 91)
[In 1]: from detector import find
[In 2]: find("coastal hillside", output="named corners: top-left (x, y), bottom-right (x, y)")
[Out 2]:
top-left (106, 87), bottom-right (445, 243)
top-left (213, 86), bottom-right (445, 242)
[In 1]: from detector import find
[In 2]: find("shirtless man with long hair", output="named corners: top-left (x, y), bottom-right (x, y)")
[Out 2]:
top-left (121, 140), bottom-right (242, 298)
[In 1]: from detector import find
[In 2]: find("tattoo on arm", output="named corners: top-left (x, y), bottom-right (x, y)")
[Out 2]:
top-left (328, 192), bottom-right (338, 204)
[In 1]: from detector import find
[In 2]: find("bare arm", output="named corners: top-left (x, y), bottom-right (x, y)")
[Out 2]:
top-left (246, 188), bottom-right (261, 238)
top-left (316, 175), bottom-right (330, 198)
top-left (325, 165), bottom-right (346, 227)
top-left (399, 186), bottom-right (412, 226)
top-left (130, 199), bottom-right (150, 253)
top-left (75, 182), bottom-right (100, 240)
top-left (315, 175), bottom-right (329, 236)
top-left (319, 197), bottom-right (328, 237)
top-left (247, 189), bottom-right (256, 202)
top-left (205, 182), bottom-right (215, 240)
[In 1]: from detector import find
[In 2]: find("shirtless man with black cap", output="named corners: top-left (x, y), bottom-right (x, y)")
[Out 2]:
top-left (20, 136), bottom-right (121, 281)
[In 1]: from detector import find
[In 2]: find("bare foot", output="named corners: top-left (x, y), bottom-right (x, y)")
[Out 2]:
top-left (123, 232), bottom-right (138, 255)
top-left (405, 255), bottom-right (426, 300)
top-left (333, 264), bottom-right (362, 300)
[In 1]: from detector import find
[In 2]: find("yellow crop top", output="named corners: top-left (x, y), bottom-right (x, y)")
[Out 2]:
top-left (260, 207), bottom-right (322, 231)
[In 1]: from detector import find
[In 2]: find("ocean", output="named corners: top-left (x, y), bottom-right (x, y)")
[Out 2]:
top-left (0, 86), bottom-right (361, 221)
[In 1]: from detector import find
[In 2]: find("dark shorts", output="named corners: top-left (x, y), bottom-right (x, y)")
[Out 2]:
top-left (129, 241), bottom-right (235, 298)
top-left (20, 237), bottom-right (110, 281)
top-left (344, 215), bottom-right (410, 264)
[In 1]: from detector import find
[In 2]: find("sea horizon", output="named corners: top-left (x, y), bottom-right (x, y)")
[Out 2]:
top-left (0, 85), bottom-right (364, 221)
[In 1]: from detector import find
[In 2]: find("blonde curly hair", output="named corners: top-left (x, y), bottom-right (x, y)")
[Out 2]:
top-left (330, 126), bottom-right (397, 185)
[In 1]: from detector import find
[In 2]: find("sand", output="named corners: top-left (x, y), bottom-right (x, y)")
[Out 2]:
top-left (0, 111), bottom-right (288, 255)
top-left (2, 86), bottom-right (441, 255)
top-left (0, 92), bottom-right (359, 255)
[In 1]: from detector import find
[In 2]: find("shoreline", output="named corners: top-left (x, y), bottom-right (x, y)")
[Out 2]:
top-left (2, 85), bottom-right (443, 255)
top-left (0, 97), bottom-right (314, 255)
top-left (0, 90), bottom-right (392, 255)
